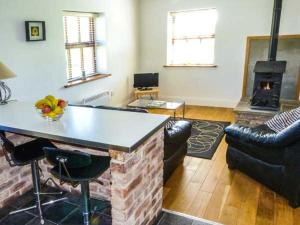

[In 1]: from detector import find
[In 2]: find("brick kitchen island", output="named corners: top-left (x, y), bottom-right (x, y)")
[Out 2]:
top-left (0, 102), bottom-right (169, 225)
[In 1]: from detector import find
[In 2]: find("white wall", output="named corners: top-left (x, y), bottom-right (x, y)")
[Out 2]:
top-left (138, 0), bottom-right (300, 108)
top-left (0, 0), bottom-right (138, 106)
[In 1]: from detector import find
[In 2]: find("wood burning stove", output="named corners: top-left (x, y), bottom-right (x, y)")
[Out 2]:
top-left (251, 0), bottom-right (287, 111)
top-left (251, 61), bottom-right (286, 110)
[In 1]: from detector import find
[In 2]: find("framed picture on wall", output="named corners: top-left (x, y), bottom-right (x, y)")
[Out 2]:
top-left (25, 21), bottom-right (46, 41)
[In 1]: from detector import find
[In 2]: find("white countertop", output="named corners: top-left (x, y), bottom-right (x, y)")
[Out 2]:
top-left (0, 101), bottom-right (169, 152)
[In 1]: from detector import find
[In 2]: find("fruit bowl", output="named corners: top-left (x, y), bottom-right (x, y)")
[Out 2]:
top-left (35, 95), bottom-right (67, 122)
top-left (36, 108), bottom-right (64, 121)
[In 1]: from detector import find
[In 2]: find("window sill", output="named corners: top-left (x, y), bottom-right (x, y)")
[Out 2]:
top-left (164, 64), bottom-right (217, 68)
top-left (64, 73), bottom-right (111, 88)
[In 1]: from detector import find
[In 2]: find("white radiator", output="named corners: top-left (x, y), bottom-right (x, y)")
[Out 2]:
top-left (82, 91), bottom-right (112, 106)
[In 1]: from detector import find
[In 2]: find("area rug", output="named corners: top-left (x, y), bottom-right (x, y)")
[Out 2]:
top-left (169, 119), bottom-right (230, 159)
top-left (156, 209), bottom-right (223, 225)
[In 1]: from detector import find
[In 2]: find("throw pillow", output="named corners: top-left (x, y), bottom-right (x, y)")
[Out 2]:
top-left (165, 120), bottom-right (177, 130)
top-left (265, 107), bottom-right (300, 133)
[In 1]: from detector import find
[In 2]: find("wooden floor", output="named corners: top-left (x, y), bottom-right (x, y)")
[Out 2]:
top-left (152, 106), bottom-right (300, 225)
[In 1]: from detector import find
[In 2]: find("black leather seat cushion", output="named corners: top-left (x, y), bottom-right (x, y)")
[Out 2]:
top-left (164, 120), bottom-right (192, 160)
top-left (50, 155), bottom-right (111, 182)
top-left (44, 148), bottom-right (93, 169)
top-left (13, 139), bottom-right (56, 165)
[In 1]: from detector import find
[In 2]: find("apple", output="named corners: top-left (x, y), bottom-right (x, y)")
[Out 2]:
top-left (58, 99), bottom-right (66, 108)
top-left (42, 105), bottom-right (52, 114)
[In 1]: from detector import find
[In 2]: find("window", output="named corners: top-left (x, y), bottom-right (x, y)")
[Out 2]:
top-left (63, 11), bottom-right (107, 81)
top-left (167, 8), bottom-right (217, 66)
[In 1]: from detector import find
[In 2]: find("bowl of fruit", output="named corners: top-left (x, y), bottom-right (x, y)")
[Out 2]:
top-left (35, 95), bottom-right (67, 121)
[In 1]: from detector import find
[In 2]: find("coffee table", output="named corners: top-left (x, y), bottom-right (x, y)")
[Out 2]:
top-left (128, 99), bottom-right (186, 118)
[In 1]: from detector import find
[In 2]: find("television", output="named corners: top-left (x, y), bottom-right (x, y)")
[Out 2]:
top-left (134, 73), bottom-right (159, 89)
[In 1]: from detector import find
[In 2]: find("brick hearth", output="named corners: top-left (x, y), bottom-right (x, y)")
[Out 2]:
top-left (234, 97), bottom-right (300, 126)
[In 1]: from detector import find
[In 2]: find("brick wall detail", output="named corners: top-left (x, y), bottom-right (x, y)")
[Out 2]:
top-left (109, 128), bottom-right (164, 225)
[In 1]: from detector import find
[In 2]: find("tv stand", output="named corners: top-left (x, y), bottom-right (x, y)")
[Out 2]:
top-left (134, 87), bottom-right (159, 100)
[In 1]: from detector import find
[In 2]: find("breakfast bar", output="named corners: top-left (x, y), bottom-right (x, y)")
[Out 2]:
top-left (0, 102), bottom-right (169, 225)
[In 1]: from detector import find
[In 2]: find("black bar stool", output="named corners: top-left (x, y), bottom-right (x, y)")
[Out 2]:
top-left (0, 133), bottom-right (67, 224)
top-left (43, 147), bottom-right (111, 225)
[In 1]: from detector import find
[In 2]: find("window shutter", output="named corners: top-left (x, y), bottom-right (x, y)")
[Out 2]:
top-left (63, 12), bottom-right (99, 80)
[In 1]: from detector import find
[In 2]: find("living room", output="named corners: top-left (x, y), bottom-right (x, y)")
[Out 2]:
top-left (0, 0), bottom-right (300, 225)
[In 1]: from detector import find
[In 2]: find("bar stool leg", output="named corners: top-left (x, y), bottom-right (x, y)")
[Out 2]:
top-left (31, 161), bottom-right (45, 224)
top-left (81, 181), bottom-right (91, 225)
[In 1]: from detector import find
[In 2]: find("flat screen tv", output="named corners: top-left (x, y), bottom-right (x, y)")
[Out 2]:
top-left (134, 73), bottom-right (159, 89)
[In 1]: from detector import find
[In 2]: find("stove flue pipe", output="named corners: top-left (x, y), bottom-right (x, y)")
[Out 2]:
top-left (268, 0), bottom-right (283, 61)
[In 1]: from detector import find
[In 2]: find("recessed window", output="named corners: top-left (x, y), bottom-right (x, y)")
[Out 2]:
top-left (63, 11), bottom-right (107, 81)
top-left (167, 8), bottom-right (218, 66)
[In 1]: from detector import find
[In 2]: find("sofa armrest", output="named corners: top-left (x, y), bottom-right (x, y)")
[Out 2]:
top-left (165, 121), bottom-right (192, 145)
top-left (164, 120), bottom-right (192, 160)
top-left (225, 121), bottom-right (300, 147)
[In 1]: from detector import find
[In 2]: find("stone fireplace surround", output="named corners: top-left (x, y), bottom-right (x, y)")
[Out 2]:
top-left (234, 97), bottom-right (300, 126)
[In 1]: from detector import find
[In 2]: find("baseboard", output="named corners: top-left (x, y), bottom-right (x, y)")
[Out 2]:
top-left (159, 95), bottom-right (238, 108)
